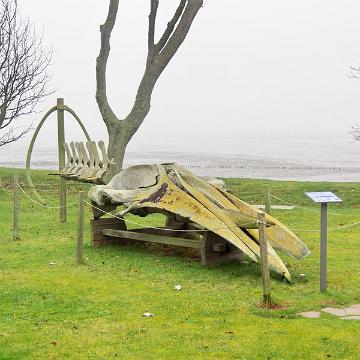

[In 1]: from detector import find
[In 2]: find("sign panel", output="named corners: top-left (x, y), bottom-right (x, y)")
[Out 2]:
top-left (305, 192), bottom-right (342, 203)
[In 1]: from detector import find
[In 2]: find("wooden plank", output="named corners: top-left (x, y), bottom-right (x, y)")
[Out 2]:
top-left (103, 229), bottom-right (201, 249)
top-left (258, 211), bottom-right (271, 307)
top-left (132, 226), bottom-right (189, 235)
top-left (91, 217), bottom-right (127, 246)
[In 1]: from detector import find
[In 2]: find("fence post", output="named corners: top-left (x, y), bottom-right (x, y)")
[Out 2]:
top-left (264, 185), bottom-right (271, 214)
top-left (257, 211), bottom-right (271, 307)
top-left (76, 191), bottom-right (85, 265)
top-left (320, 202), bottom-right (328, 292)
top-left (13, 176), bottom-right (19, 241)
top-left (57, 98), bottom-right (66, 223)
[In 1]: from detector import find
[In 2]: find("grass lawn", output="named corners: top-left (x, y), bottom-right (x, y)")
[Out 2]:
top-left (0, 167), bottom-right (360, 359)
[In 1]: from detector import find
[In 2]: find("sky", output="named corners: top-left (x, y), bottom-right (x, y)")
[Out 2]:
top-left (11, 0), bottom-right (360, 151)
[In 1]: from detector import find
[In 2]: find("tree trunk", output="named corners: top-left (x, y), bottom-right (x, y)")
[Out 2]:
top-left (97, 0), bottom-right (203, 175)
top-left (107, 121), bottom-right (128, 174)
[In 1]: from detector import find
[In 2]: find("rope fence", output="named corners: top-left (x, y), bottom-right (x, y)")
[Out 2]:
top-left (237, 193), bottom-right (264, 199)
top-left (18, 184), bottom-right (77, 209)
top-left (0, 182), bottom-right (87, 191)
top-left (0, 183), bottom-right (13, 191)
top-left (3, 176), bottom-right (360, 234)
top-left (269, 193), bottom-right (342, 216)
top-left (288, 221), bottom-right (360, 232)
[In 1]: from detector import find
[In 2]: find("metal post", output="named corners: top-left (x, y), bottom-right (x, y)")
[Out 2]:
top-left (76, 191), bottom-right (85, 265)
top-left (13, 176), bottom-right (19, 240)
top-left (257, 211), bottom-right (271, 307)
top-left (320, 202), bottom-right (327, 292)
top-left (57, 98), bottom-right (66, 223)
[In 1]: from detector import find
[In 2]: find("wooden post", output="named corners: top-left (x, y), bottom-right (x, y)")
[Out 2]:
top-left (76, 191), bottom-right (85, 265)
top-left (257, 211), bottom-right (271, 307)
top-left (264, 185), bottom-right (271, 214)
top-left (13, 176), bottom-right (19, 241)
top-left (57, 98), bottom-right (66, 223)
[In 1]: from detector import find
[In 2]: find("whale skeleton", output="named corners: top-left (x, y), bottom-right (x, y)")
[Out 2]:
top-left (53, 140), bottom-right (115, 184)
top-left (88, 163), bottom-right (310, 281)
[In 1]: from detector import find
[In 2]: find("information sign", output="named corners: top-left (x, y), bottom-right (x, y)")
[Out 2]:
top-left (305, 192), bottom-right (342, 204)
top-left (305, 191), bottom-right (342, 292)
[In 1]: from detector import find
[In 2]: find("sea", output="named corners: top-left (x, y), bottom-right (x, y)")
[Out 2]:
top-left (1, 134), bottom-right (360, 182)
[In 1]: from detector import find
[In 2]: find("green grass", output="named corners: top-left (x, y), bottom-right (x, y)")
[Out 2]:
top-left (1, 167), bottom-right (360, 359)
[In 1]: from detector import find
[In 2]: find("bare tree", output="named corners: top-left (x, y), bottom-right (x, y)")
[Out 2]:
top-left (349, 65), bottom-right (360, 80)
top-left (347, 66), bottom-right (360, 141)
top-left (96, 0), bottom-right (203, 172)
top-left (0, 0), bottom-right (51, 147)
top-left (350, 125), bottom-right (360, 142)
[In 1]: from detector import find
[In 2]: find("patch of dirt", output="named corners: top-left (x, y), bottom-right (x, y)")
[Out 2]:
top-left (320, 299), bottom-right (339, 307)
top-left (256, 300), bottom-right (291, 310)
top-left (146, 243), bottom-right (200, 259)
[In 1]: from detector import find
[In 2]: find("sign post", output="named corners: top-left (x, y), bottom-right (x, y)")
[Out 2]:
top-left (305, 192), bottom-right (342, 292)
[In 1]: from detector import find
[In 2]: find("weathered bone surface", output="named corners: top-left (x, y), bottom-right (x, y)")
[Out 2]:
top-left (58, 140), bottom-right (116, 184)
top-left (88, 163), bottom-right (310, 280)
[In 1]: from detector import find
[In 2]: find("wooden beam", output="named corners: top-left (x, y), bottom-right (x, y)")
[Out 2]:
top-left (91, 217), bottom-right (126, 246)
top-left (258, 211), bottom-right (271, 307)
top-left (103, 229), bottom-right (201, 249)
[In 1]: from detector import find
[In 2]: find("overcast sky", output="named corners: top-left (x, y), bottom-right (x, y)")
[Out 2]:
top-left (13, 0), bottom-right (360, 150)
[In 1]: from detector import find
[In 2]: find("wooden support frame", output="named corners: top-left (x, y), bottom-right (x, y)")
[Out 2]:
top-left (103, 229), bottom-right (202, 249)
top-left (200, 231), bottom-right (244, 266)
top-left (258, 211), bottom-right (271, 307)
top-left (92, 213), bottom-right (245, 268)
top-left (91, 217), bottom-right (127, 246)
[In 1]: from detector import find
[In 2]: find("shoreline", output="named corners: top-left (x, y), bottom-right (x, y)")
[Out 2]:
top-left (1, 135), bottom-right (360, 182)
top-left (1, 163), bottom-right (359, 183)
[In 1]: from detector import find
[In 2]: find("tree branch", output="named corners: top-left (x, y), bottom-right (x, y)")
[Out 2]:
top-left (157, 0), bottom-right (186, 52)
top-left (148, 0), bottom-right (159, 58)
top-left (96, 0), bottom-right (120, 126)
top-left (123, 0), bottom-right (203, 140)
top-left (156, 0), bottom-right (203, 74)
top-left (0, 0), bottom-right (52, 140)
top-left (0, 123), bottom-right (31, 146)
top-left (96, 0), bottom-right (203, 169)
